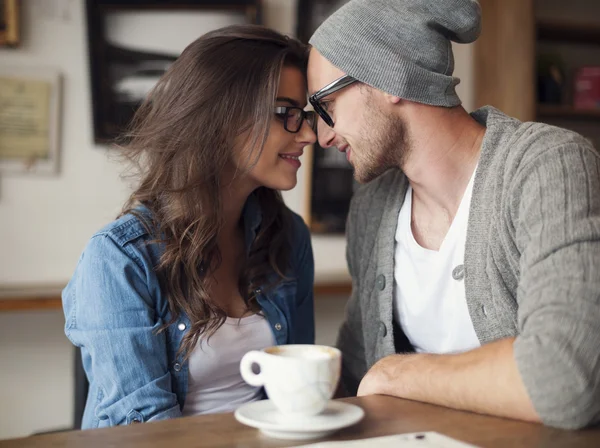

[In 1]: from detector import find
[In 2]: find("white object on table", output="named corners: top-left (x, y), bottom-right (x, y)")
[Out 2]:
top-left (291, 432), bottom-right (479, 447)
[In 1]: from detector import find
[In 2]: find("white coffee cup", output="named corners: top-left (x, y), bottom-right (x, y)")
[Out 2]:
top-left (240, 344), bottom-right (341, 417)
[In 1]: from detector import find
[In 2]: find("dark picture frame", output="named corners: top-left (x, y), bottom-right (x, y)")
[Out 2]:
top-left (86, 0), bottom-right (262, 144)
top-left (296, 0), bottom-right (349, 44)
top-left (297, 0), bottom-right (356, 234)
top-left (0, 0), bottom-right (19, 47)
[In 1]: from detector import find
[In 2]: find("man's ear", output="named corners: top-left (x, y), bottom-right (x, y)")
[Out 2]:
top-left (384, 93), bottom-right (401, 104)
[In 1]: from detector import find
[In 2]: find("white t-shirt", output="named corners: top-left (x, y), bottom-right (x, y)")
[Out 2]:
top-left (182, 313), bottom-right (275, 416)
top-left (393, 169), bottom-right (480, 354)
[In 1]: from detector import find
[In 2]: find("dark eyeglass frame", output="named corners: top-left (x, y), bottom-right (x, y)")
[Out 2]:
top-left (274, 106), bottom-right (317, 133)
top-left (309, 75), bottom-right (357, 128)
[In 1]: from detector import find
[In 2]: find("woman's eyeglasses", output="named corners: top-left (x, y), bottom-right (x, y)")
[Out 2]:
top-left (309, 75), bottom-right (357, 128)
top-left (274, 106), bottom-right (317, 133)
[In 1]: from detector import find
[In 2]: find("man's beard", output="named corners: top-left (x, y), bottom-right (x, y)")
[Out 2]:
top-left (352, 104), bottom-right (411, 184)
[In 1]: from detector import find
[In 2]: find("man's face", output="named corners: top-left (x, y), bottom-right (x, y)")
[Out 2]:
top-left (307, 49), bottom-right (410, 183)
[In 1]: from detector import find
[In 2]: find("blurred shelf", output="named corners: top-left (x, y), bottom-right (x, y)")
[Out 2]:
top-left (0, 283), bottom-right (64, 312)
top-left (0, 281), bottom-right (351, 312)
top-left (537, 20), bottom-right (600, 44)
top-left (0, 297), bottom-right (62, 312)
top-left (314, 281), bottom-right (351, 297)
top-left (537, 104), bottom-right (600, 120)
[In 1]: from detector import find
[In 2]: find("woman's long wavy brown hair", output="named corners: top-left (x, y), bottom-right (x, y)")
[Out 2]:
top-left (118, 25), bottom-right (309, 359)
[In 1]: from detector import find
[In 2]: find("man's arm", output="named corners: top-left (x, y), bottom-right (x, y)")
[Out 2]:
top-left (357, 337), bottom-right (539, 423)
top-left (509, 138), bottom-right (600, 429)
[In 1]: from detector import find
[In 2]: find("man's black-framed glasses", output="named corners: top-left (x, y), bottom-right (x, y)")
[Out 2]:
top-left (274, 106), bottom-right (317, 133)
top-left (309, 75), bottom-right (357, 128)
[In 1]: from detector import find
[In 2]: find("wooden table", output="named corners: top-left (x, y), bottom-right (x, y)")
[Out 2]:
top-left (3, 396), bottom-right (599, 447)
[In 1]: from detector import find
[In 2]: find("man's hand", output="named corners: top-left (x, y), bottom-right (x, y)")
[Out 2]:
top-left (357, 354), bottom-right (407, 397)
top-left (356, 371), bottom-right (379, 397)
top-left (356, 338), bottom-right (540, 424)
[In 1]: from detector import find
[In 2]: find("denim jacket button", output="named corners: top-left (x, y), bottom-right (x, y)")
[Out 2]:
top-left (177, 323), bottom-right (186, 331)
top-left (173, 362), bottom-right (182, 372)
top-left (255, 288), bottom-right (262, 295)
top-left (274, 323), bottom-right (282, 331)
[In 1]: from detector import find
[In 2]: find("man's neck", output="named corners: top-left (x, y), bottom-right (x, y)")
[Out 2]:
top-left (402, 106), bottom-right (485, 219)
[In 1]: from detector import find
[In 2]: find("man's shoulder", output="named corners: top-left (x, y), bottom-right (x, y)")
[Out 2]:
top-left (519, 120), bottom-right (594, 154)
top-left (482, 107), bottom-right (596, 165)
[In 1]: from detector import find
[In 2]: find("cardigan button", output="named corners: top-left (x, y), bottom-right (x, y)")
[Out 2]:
top-left (452, 265), bottom-right (465, 281)
top-left (377, 275), bottom-right (386, 291)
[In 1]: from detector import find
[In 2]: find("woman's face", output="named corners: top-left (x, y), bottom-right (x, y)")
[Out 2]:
top-left (240, 66), bottom-right (317, 191)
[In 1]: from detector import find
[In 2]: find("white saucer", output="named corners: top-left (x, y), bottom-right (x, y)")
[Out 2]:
top-left (234, 400), bottom-right (365, 440)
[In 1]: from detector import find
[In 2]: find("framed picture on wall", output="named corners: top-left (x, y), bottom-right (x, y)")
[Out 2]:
top-left (86, 0), bottom-right (262, 144)
top-left (296, 0), bottom-right (349, 44)
top-left (297, 0), bottom-right (356, 234)
top-left (0, 0), bottom-right (20, 47)
top-left (0, 67), bottom-right (62, 175)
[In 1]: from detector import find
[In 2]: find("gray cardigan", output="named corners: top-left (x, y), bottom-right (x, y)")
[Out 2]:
top-left (338, 106), bottom-right (600, 429)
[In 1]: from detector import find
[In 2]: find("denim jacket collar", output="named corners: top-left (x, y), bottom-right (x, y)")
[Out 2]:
top-left (137, 193), bottom-right (262, 256)
top-left (242, 192), bottom-right (262, 255)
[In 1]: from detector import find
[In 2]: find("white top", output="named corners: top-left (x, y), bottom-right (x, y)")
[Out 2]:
top-left (182, 313), bottom-right (275, 416)
top-left (392, 169), bottom-right (481, 354)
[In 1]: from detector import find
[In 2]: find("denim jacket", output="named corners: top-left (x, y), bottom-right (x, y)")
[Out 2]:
top-left (62, 195), bottom-right (315, 429)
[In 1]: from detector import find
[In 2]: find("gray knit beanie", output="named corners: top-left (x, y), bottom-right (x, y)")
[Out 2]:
top-left (309, 0), bottom-right (481, 107)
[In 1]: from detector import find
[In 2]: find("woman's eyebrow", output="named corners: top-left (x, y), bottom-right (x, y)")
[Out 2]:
top-left (276, 96), bottom-right (300, 106)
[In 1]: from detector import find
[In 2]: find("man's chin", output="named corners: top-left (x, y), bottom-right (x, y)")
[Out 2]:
top-left (353, 164), bottom-right (387, 184)
top-left (352, 168), bottom-right (370, 184)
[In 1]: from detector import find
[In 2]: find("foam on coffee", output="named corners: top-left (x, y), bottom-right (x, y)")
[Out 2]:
top-left (265, 345), bottom-right (336, 360)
